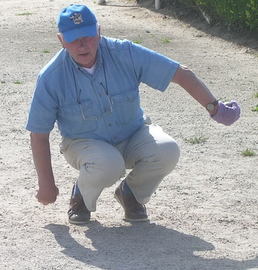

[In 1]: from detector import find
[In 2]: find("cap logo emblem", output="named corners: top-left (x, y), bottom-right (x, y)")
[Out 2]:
top-left (70, 13), bottom-right (84, 24)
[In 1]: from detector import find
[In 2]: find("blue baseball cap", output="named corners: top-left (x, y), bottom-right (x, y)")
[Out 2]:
top-left (57, 4), bottom-right (97, 43)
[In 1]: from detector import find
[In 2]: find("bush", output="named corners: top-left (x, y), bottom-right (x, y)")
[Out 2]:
top-left (162, 0), bottom-right (258, 32)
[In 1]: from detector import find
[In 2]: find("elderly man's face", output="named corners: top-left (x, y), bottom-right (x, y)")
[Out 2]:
top-left (58, 32), bottom-right (100, 68)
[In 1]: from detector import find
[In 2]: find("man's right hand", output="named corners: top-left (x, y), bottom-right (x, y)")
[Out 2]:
top-left (36, 184), bottom-right (59, 205)
top-left (30, 132), bottom-right (59, 205)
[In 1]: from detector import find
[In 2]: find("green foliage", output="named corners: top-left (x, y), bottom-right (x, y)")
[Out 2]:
top-left (194, 0), bottom-right (258, 31)
top-left (16, 12), bottom-right (33, 16)
top-left (166, 0), bottom-right (258, 32)
top-left (161, 38), bottom-right (171, 44)
top-left (184, 136), bottom-right (208, 144)
top-left (241, 148), bottom-right (256, 157)
top-left (251, 105), bottom-right (258, 112)
top-left (133, 40), bottom-right (142, 44)
top-left (14, 81), bottom-right (22, 84)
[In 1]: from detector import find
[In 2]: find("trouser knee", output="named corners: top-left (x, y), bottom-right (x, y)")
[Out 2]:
top-left (158, 139), bottom-right (180, 175)
top-left (79, 150), bottom-right (126, 188)
top-left (75, 141), bottom-right (126, 211)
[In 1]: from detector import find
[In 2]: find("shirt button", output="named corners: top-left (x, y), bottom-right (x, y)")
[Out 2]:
top-left (108, 123), bottom-right (112, 127)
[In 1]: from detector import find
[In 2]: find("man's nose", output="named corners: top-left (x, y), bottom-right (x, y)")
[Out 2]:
top-left (78, 37), bottom-right (89, 48)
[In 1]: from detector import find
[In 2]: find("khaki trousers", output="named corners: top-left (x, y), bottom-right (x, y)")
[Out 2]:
top-left (60, 124), bottom-right (180, 211)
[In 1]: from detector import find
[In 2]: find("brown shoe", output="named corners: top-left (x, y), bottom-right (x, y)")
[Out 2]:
top-left (115, 180), bottom-right (148, 222)
top-left (68, 184), bottom-right (91, 225)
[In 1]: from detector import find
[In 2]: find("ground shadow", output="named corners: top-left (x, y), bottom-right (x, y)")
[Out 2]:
top-left (45, 222), bottom-right (258, 270)
top-left (135, 0), bottom-right (258, 51)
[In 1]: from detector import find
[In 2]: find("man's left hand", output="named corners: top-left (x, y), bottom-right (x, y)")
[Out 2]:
top-left (211, 100), bottom-right (241, 126)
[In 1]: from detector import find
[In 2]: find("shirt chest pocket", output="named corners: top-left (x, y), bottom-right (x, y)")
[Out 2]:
top-left (58, 100), bottom-right (98, 133)
top-left (110, 90), bottom-right (141, 126)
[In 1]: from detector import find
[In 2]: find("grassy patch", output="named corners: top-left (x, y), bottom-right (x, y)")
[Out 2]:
top-left (133, 40), bottom-right (142, 44)
top-left (42, 50), bottom-right (50, 53)
top-left (254, 93), bottom-right (258, 98)
top-left (161, 38), bottom-right (171, 44)
top-left (14, 81), bottom-right (22, 85)
top-left (251, 105), bottom-right (258, 112)
top-left (184, 136), bottom-right (208, 144)
top-left (16, 12), bottom-right (33, 16)
top-left (241, 148), bottom-right (256, 157)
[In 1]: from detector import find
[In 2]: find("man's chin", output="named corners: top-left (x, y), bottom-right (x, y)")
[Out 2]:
top-left (76, 56), bottom-right (96, 68)
top-left (76, 61), bottom-right (90, 68)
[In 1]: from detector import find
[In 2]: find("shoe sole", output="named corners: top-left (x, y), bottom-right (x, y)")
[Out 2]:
top-left (68, 219), bottom-right (90, 225)
top-left (114, 193), bottom-right (149, 222)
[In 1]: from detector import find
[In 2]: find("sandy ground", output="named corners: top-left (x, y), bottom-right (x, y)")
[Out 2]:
top-left (0, 0), bottom-right (258, 269)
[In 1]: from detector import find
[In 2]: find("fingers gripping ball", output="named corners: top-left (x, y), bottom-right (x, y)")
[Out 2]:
top-left (212, 100), bottom-right (241, 126)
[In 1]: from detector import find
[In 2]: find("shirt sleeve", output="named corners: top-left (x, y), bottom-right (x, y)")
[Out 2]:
top-left (26, 76), bottom-right (58, 133)
top-left (128, 41), bottom-right (180, 91)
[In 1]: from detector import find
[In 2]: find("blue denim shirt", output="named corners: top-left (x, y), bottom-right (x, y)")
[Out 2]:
top-left (26, 37), bottom-right (179, 144)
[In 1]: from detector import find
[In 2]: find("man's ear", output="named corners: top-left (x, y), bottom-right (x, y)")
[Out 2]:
top-left (97, 24), bottom-right (101, 38)
top-left (57, 33), bottom-right (65, 48)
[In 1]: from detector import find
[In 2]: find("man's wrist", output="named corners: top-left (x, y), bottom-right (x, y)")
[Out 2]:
top-left (38, 177), bottom-right (55, 188)
top-left (205, 100), bottom-right (219, 116)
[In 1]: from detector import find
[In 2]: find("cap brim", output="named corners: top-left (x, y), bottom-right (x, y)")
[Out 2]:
top-left (63, 24), bottom-right (97, 43)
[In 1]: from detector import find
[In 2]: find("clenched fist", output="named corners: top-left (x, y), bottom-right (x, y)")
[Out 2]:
top-left (36, 184), bottom-right (59, 205)
top-left (212, 100), bottom-right (240, 126)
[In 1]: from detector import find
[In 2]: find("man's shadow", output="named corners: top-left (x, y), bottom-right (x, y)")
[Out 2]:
top-left (45, 222), bottom-right (258, 270)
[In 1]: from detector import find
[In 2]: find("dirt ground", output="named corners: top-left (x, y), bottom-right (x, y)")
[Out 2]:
top-left (0, 0), bottom-right (258, 269)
